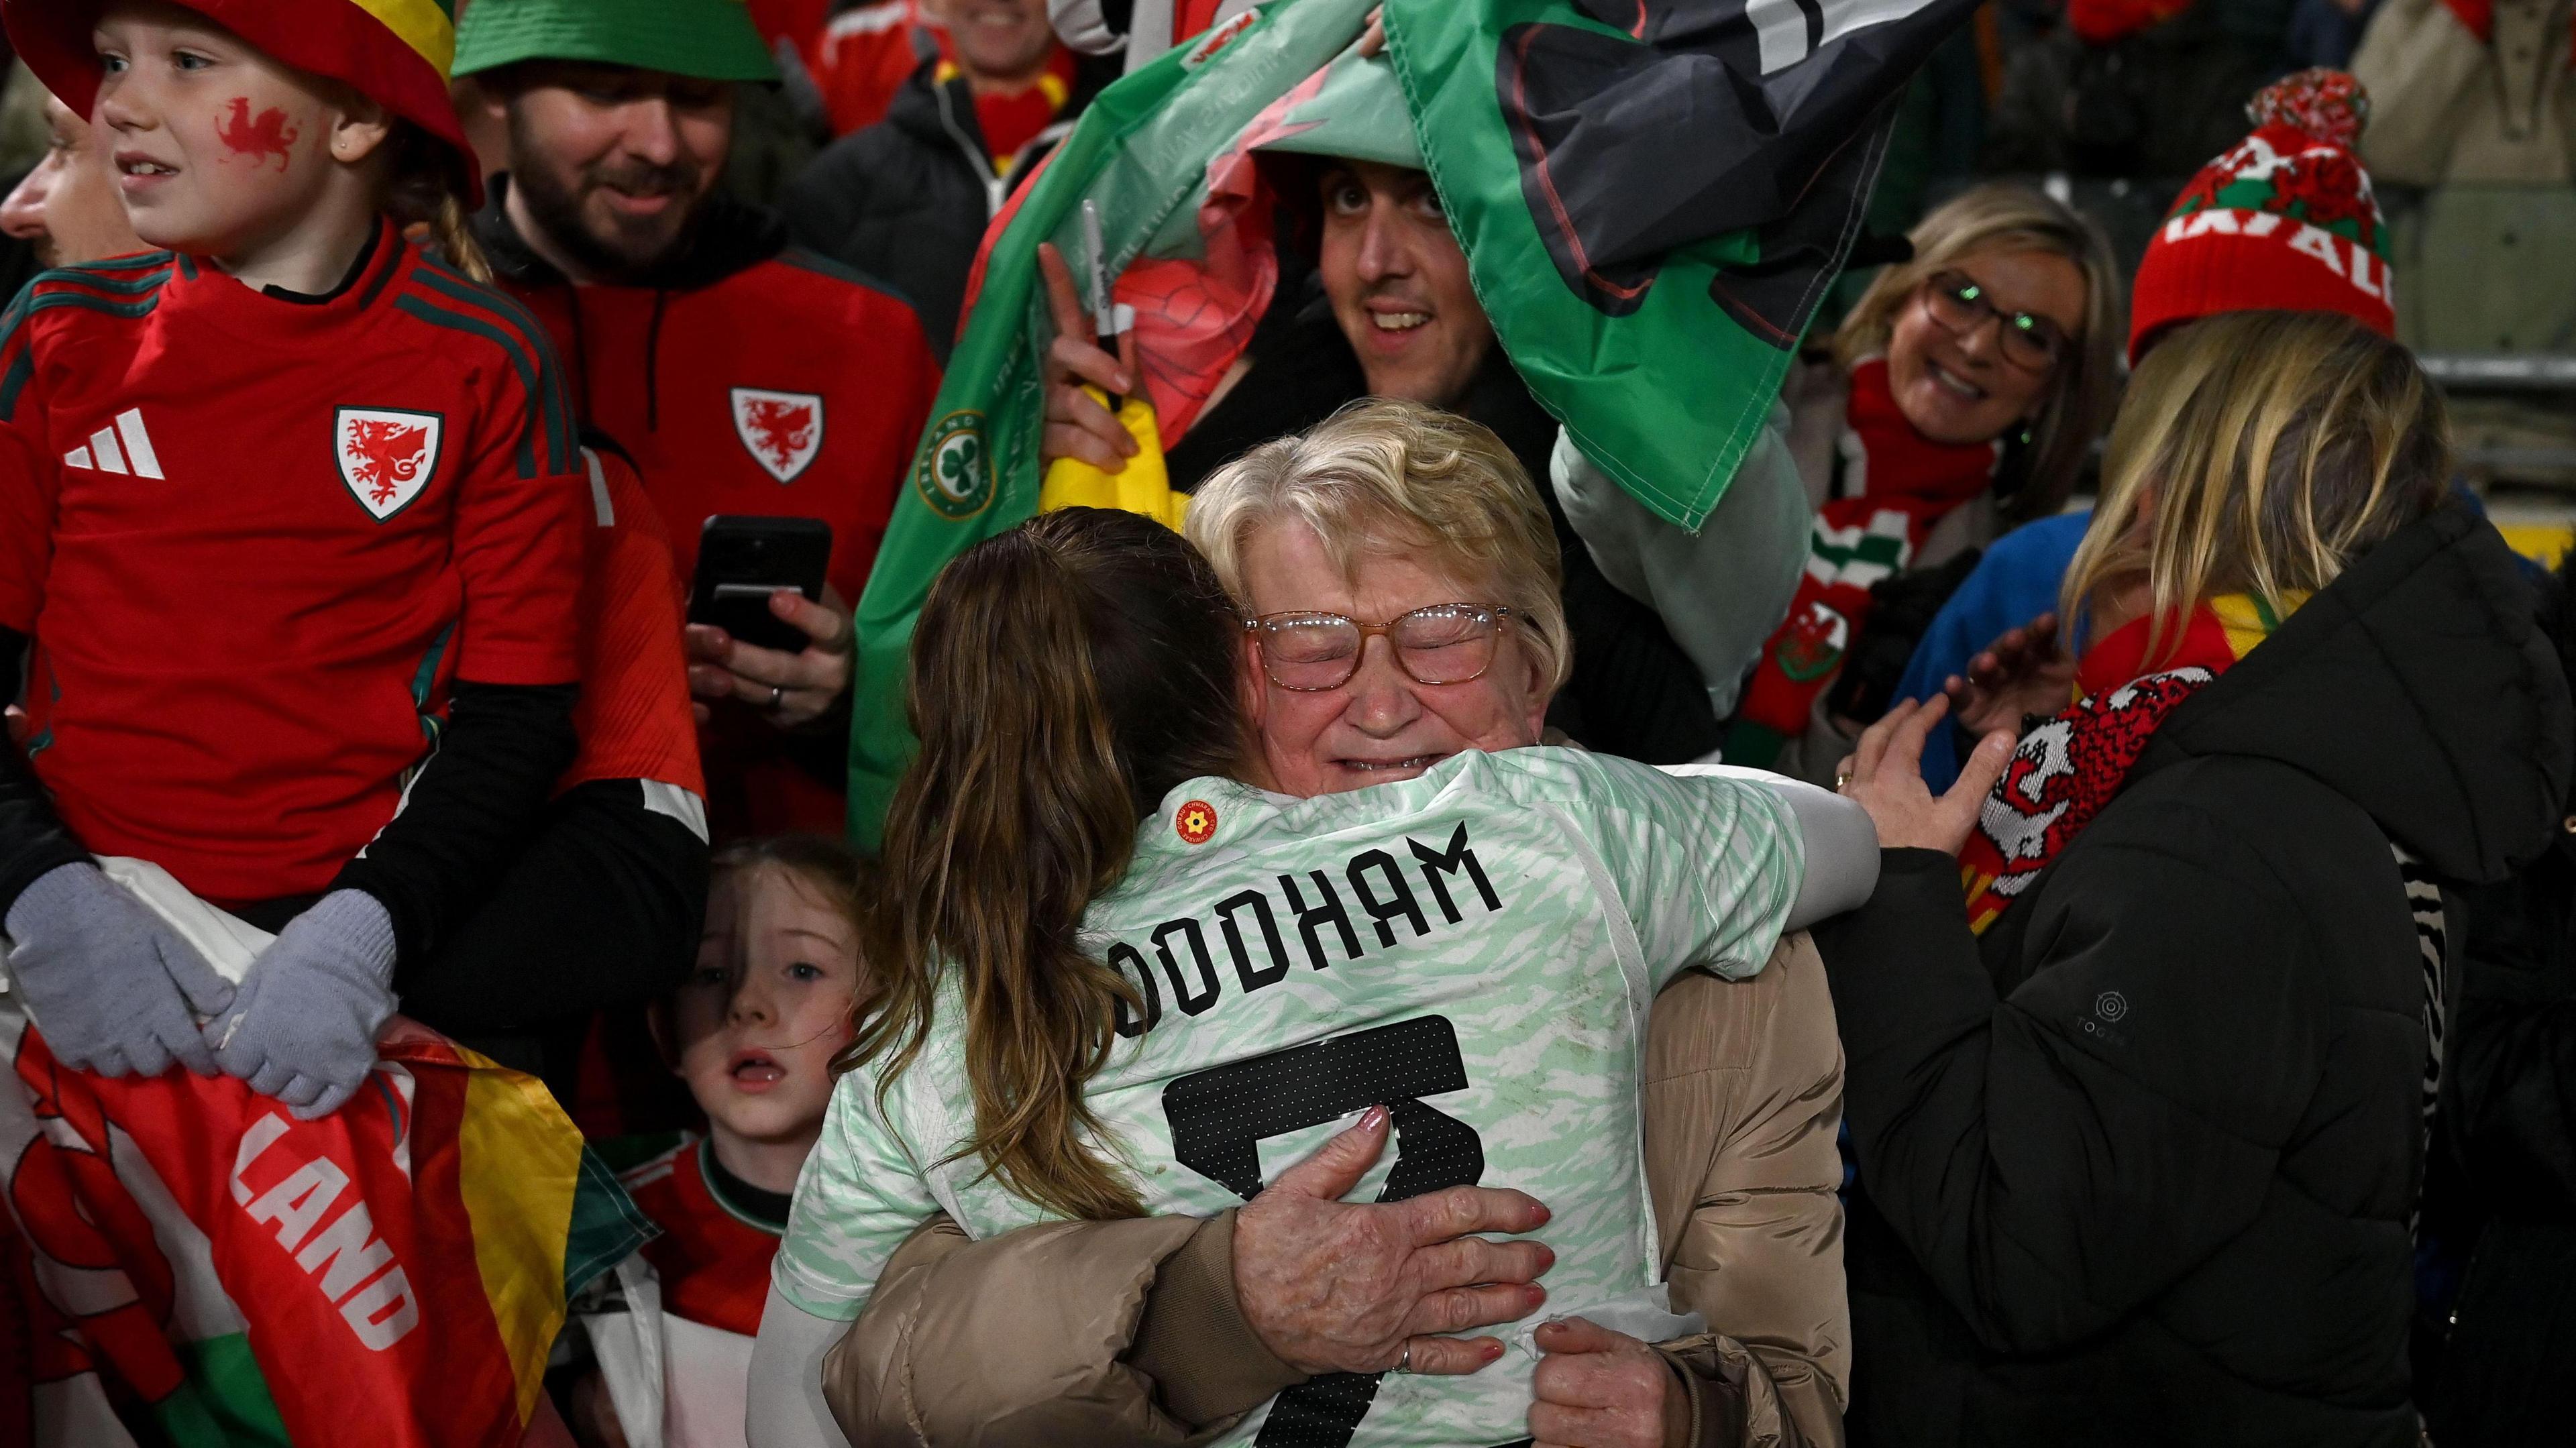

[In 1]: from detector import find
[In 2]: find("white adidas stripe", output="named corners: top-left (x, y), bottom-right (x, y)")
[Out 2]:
top-left (116, 408), bottom-right (163, 479)
top-left (61, 408), bottom-right (164, 478)
top-left (89, 423), bottom-right (125, 474)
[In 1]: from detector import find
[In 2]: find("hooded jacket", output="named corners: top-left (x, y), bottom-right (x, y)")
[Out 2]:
top-left (1815, 504), bottom-right (2573, 1447)
top-left (474, 179), bottom-right (941, 836)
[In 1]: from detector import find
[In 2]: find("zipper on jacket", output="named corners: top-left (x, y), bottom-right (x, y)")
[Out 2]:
top-left (932, 78), bottom-right (1008, 218)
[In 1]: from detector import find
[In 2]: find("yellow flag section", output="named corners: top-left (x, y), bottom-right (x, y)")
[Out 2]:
top-left (456, 1044), bottom-right (594, 1428)
top-left (1040, 390), bottom-right (1188, 531)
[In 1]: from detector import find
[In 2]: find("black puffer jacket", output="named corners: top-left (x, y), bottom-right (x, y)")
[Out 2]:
top-left (2425, 553), bottom-right (2576, 1446)
top-left (781, 54), bottom-right (1113, 357)
top-left (1817, 505), bottom-right (2573, 1448)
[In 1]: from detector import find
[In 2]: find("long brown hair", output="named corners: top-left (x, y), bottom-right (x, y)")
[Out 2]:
top-left (1831, 183), bottom-right (2123, 522)
top-left (2062, 310), bottom-right (2449, 661)
top-left (842, 508), bottom-right (1246, 1221)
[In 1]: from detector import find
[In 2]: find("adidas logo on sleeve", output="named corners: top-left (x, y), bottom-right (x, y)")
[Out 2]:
top-left (62, 408), bottom-right (164, 478)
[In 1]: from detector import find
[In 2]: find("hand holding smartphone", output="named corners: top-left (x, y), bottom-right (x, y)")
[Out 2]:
top-left (687, 515), bottom-right (834, 655)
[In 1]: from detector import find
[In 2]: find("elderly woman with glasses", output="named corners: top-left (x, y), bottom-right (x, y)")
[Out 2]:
top-left (750, 402), bottom-right (1881, 1448)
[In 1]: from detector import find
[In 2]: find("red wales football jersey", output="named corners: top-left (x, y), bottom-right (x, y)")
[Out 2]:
top-left (0, 225), bottom-right (587, 901)
top-left (498, 250), bottom-right (936, 615)
top-left (620, 1134), bottom-right (780, 1337)
top-left (498, 246), bottom-right (939, 836)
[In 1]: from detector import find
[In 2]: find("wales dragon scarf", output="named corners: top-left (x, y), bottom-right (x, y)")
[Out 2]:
top-left (1729, 357), bottom-right (2002, 764)
top-left (1960, 592), bottom-right (2299, 933)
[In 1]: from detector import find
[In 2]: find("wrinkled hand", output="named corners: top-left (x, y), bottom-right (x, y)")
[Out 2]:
top-left (1943, 612), bottom-right (2075, 738)
top-left (1837, 695), bottom-right (2015, 856)
top-left (3, 861), bottom-right (233, 1076)
top-left (1529, 1317), bottom-right (1688, 1448)
top-left (1234, 1104), bottom-right (1556, 1376)
top-left (211, 889), bottom-right (398, 1119)
top-left (686, 583), bottom-right (853, 730)
top-left (1036, 241), bottom-right (1139, 474)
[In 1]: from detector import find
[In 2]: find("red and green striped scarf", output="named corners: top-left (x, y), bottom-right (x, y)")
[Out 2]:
top-left (1960, 592), bottom-right (2299, 934)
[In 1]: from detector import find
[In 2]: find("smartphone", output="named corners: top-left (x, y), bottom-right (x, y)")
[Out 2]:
top-left (688, 515), bottom-right (834, 655)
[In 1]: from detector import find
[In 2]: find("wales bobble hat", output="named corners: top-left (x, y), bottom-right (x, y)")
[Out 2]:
top-left (2129, 69), bottom-right (2396, 363)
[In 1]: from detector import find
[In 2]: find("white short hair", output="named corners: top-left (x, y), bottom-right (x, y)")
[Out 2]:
top-left (1183, 399), bottom-right (1572, 692)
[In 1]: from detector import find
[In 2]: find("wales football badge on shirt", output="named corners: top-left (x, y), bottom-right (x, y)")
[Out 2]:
top-left (333, 407), bottom-right (443, 523)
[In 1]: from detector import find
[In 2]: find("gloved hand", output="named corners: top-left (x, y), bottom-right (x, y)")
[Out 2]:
top-left (2, 861), bottom-right (235, 1076)
top-left (210, 889), bottom-right (398, 1119)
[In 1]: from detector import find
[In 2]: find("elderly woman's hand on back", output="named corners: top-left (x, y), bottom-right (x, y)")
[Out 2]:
top-left (1237, 1105), bottom-right (1556, 1376)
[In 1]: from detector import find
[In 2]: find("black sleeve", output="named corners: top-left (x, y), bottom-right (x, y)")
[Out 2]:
top-left (778, 132), bottom-right (875, 260)
top-left (395, 778), bottom-right (709, 1037)
top-left (1815, 815), bottom-right (2321, 1355)
top-left (0, 627), bottom-right (86, 915)
top-left (2446, 846), bottom-right (2576, 1211)
top-left (330, 679), bottom-right (579, 970)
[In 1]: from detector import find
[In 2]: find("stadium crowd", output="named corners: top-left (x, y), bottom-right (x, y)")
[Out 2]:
top-left (0, 1), bottom-right (2571, 1447)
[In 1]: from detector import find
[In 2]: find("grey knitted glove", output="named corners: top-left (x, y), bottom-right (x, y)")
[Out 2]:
top-left (210, 889), bottom-right (398, 1120)
top-left (2, 862), bottom-right (234, 1076)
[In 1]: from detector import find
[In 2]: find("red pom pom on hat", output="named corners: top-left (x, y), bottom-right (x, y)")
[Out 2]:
top-left (2129, 68), bottom-right (2393, 361)
top-left (2246, 67), bottom-right (2371, 151)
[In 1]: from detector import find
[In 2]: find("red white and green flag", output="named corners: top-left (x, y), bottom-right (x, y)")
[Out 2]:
top-left (847, 0), bottom-right (1976, 839)
top-left (0, 863), bottom-right (647, 1447)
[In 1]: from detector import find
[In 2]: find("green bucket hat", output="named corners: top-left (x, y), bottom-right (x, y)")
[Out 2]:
top-left (453, 0), bottom-right (780, 83)
top-left (1252, 45), bottom-right (1422, 172)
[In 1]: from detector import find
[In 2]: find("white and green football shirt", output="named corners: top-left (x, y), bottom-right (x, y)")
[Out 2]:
top-left (776, 746), bottom-right (1803, 1448)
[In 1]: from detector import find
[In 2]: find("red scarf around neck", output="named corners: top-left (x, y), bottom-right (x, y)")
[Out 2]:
top-left (935, 44), bottom-right (1077, 175)
top-left (1732, 358), bottom-right (2000, 757)
top-left (1958, 594), bottom-right (2293, 933)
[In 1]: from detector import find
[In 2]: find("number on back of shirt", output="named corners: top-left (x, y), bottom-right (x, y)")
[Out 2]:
top-left (1163, 1016), bottom-right (1485, 1448)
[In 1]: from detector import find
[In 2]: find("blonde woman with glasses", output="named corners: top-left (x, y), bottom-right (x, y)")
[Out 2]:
top-left (1699, 182), bottom-right (2121, 779)
top-left (1827, 311), bottom-right (2573, 1447)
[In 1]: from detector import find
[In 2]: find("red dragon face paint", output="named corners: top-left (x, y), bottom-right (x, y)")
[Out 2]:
top-left (215, 98), bottom-right (299, 170)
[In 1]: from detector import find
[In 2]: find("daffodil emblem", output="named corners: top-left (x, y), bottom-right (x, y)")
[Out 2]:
top-left (1175, 800), bottom-right (1218, 845)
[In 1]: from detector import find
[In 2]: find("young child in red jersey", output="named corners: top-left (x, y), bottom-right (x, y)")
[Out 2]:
top-left (0, 0), bottom-right (589, 1119)
top-left (579, 836), bottom-right (868, 1448)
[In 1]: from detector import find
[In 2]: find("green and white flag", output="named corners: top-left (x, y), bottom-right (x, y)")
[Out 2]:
top-left (848, 0), bottom-right (1974, 840)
